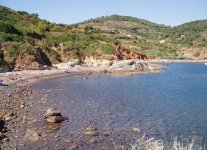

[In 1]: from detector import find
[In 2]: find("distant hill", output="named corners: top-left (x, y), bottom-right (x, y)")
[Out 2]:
top-left (0, 6), bottom-right (207, 70)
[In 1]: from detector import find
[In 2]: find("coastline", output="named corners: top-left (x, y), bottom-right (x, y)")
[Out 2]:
top-left (146, 59), bottom-right (207, 63)
top-left (0, 67), bottom-right (106, 85)
top-left (0, 59), bottom-right (165, 85)
top-left (0, 60), bottom-right (205, 149)
top-left (1, 58), bottom-right (206, 85)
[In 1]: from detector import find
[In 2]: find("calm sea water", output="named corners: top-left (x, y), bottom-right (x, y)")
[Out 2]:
top-left (33, 63), bottom-right (207, 142)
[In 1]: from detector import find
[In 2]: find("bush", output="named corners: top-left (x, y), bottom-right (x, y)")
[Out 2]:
top-left (50, 49), bottom-right (60, 58)
top-left (0, 32), bottom-right (13, 41)
top-left (9, 44), bottom-right (20, 57)
top-left (193, 52), bottom-right (200, 57)
top-left (0, 32), bottom-right (23, 42)
top-left (0, 21), bottom-right (22, 35)
top-left (44, 47), bottom-right (60, 59)
top-left (19, 43), bottom-right (35, 54)
top-left (101, 44), bottom-right (114, 54)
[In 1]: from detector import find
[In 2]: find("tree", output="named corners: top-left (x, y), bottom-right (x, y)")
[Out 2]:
top-left (31, 13), bottom-right (39, 19)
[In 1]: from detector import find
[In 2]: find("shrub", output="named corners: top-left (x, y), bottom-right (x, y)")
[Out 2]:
top-left (0, 32), bottom-right (13, 41)
top-left (50, 49), bottom-right (60, 58)
top-left (19, 43), bottom-right (35, 54)
top-left (101, 44), bottom-right (114, 54)
top-left (9, 44), bottom-right (20, 57)
top-left (0, 21), bottom-right (22, 35)
top-left (193, 52), bottom-right (200, 57)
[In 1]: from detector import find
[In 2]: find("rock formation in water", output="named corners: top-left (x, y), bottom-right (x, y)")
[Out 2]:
top-left (109, 59), bottom-right (152, 71)
top-left (44, 108), bottom-right (64, 123)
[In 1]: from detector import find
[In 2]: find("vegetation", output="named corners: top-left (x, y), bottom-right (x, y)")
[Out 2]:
top-left (0, 5), bottom-right (206, 68)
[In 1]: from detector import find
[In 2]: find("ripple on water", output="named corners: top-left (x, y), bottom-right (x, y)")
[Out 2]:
top-left (32, 63), bottom-right (207, 142)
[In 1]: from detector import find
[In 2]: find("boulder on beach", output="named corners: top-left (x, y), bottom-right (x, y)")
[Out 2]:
top-left (44, 108), bottom-right (64, 123)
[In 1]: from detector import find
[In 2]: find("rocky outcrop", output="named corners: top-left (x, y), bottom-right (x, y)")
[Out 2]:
top-left (109, 59), bottom-right (152, 71)
top-left (14, 48), bottom-right (52, 70)
top-left (113, 42), bottom-right (148, 60)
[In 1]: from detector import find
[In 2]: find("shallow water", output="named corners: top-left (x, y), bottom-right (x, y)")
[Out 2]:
top-left (33, 63), bottom-right (207, 143)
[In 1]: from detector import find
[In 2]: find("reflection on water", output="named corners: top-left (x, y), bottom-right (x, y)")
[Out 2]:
top-left (33, 63), bottom-right (207, 142)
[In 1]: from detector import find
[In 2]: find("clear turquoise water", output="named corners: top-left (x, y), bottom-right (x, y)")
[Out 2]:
top-left (33, 63), bottom-right (207, 142)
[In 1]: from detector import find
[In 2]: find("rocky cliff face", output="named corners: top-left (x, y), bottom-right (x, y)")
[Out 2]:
top-left (14, 48), bottom-right (52, 70)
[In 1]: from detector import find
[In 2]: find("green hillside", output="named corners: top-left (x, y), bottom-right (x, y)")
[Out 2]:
top-left (168, 20), bottom-right (207, 47)
top-left (0, 5), bottom-right (207, 69)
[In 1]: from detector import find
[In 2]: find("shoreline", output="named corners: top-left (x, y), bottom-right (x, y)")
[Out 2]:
top-left (0, 60), bottom-right (206, 149)
top-left (0, 59), bottom-right (207, 85)
top-left (0, 67), bottom-right (106, 86)
top-left (0, 60), bottom-right (162, 85)
top-left (146, 59), bottom-right (207, 63)
top-left (0, 59), bottom-right (206, 85)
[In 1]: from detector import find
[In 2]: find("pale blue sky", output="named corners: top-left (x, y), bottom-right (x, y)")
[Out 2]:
top-left (0, 0), bottom-right (207, 26)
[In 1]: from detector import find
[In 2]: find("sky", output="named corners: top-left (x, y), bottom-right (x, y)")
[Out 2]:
top-left (0, 0), bottom-right (207, 26)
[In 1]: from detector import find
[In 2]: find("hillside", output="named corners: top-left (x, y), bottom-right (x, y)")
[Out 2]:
top-left (78, 15), bottom-right (207, 59)
top-left (0, 6), bottom-right (207, 70)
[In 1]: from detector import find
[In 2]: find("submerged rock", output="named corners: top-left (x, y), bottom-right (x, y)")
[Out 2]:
top-left (101, 128), bottom-right (112, 136)
top-left (24, 128), bottom-right (40, 142)
top-left (85, 125), bottom-right (98, 136)
top-left (68, 145), bottom-right (79, 150)
top-left (132, 127), bottom-right (140, 132)
top-left (44, 108), bottom-right (64, 123)
top-left (87, 137), bottom-right (97, 144)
